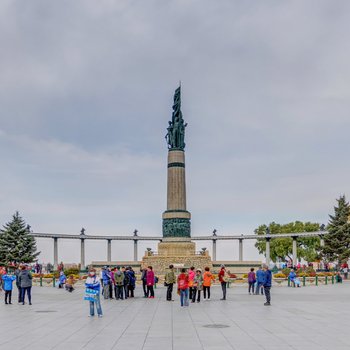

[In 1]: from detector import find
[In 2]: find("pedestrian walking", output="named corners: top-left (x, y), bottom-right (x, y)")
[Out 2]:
top-left (263, 264), bottom-right (272, 306)
top-left (18, 265), bottom-right (32, 305)
top-left (165, 264), bottom-right (176, 301)
top-left (248, 268), bottom-right (256, 295)
top-left (218, 265), bottom-right (228, 300)
top-left (255, 266), bottom-right (265, 295)
top-left (177, 268), bottom-right (189, 307)
top-left (203, 267), bottom-right (214, 301)
top-left (2, 270), bottom-right (16, 304)
top-left (85, 269), bottom-right (102, 317)
top-left (114, 266), bottom-right (124, 300)
top-left (192, 269), bottom-right (203, 303)
top-left (146, 266), bottom-right (155, 298)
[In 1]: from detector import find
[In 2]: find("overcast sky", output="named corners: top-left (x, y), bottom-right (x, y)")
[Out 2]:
top-left (1, 0), bottom-right (349, 265)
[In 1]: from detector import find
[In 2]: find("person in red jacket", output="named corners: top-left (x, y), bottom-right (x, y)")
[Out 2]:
top-left (177, 268), bottom-right (189, 307)
top-left (218, 265), bottom-right (228, 300)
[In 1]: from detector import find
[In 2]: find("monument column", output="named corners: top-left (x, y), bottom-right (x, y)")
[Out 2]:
top-left (265, 237), bottom-right (271, 266)
top-left (212, 239), bottom-right (217, 261)
top-left (134, 240), bottom-right (138, 262)
top-left (107, 239), bottom-right (112, 262)
top-left (292, 236), bottom-right (298, 267)
top-left (239, 239), bottom-right (243, 261)
top-left (162, 86), bottom-right (191, 238)
top-left (80, 239), bottom-right (85, 269)
top-left (53, 237), bottom-right (58, 270)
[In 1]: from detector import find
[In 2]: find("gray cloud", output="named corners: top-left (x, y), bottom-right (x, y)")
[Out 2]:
top-left (1, 0), bottom-right (350, 263)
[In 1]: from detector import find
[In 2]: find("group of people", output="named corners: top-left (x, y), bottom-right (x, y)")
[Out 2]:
top-left (58, 271), bottom-right (75, 292)
top-left (85, 263), bottom-right (272, 317)
top-left (0, 265), bottom-right (33, 305)
top-left (247, 265), bottom-right (272, 305)
top-left (100, 266), bottom-right (137, 300)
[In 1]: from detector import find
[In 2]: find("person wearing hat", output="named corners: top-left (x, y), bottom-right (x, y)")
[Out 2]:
top-left (85, 269), bottom-right (102, 317)
top-left (192, 268), bottom-right (203, 303)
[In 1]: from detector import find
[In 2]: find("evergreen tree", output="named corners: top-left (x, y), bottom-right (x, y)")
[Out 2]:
top-left (0, 212), bottom-right (40, 265)
top-left (322, 195), bottom-right (350, 263)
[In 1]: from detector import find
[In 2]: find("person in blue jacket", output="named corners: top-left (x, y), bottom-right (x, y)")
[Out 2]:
top-left (85, 268), bottom-right (102, 317)
top-left (263, 264), bottom-right (272, 306)
top-left (58, 271), bottom-right (66, 289)
top-left (255, 266), bottom-right (265, 295)
top-left (288, 269), bottom-right (297, 287)
top-left (2, 271), bottom-right (16, 304)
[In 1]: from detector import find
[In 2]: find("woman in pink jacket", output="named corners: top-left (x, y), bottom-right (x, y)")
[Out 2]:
top-left (188, 266), bottom-right (196, 300)
top-left (146, 266), bottom-right (155, 298)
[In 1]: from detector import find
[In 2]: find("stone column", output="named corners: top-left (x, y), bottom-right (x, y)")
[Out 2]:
top-left (292, 236), bottom-right (298, 267)
top-left (320, 236), bottom-right (325, 247)
top-left (53, 237), bottom-right (58, 270)
top-left (162, 150), bottom-right (191, 238)
top-left (212, 239), bottom-right (217, 261)
top-left (80, 239), bottom-right (85, 270)
top-left (134, 240), bottom-right (138, 262)
top-left (107, 239), bottom-right (112, 262)
top-left (265, 238), bottom-right (271, 266)
top-left (239, 239), bottom-right (243, 261)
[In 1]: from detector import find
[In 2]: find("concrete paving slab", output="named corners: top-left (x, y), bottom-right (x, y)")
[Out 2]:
top-left (0, 282), bottom-right (349, 350)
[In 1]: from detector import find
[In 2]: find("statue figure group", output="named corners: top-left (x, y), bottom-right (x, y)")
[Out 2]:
top-left (163, 218), bottom-right (191, 238)
top-left (165, 86), bottom-right (187, 150)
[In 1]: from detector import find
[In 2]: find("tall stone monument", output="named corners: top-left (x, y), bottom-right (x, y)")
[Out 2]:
top-left (142, 86), bottom-right (212, 272)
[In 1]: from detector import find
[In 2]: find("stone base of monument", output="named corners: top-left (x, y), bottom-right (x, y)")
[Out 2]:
top-left (141, 238), bottom-right (213, 273)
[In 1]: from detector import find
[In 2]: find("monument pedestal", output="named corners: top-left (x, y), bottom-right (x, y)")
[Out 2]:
top-left (142, 238), bottom-right (212, 273)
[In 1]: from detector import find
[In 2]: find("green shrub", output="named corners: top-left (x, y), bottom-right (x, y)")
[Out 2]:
top-left (273, 273), bottom-right (286, 278)
top-left (282, 268), bottom-right (291, 276)
top-left (64, 268), bottom-right (80, 276)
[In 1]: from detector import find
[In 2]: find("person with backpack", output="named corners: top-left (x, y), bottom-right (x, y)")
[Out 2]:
top-left (164, 264), bottom-right (176, 301)
top-left (146, 266), bottom-right (155, 298)
top-left (248, 268), bottom-right (256, 295)
top-left (85, 269), bottom-right (102, 317)
top-left (177, 268), bottom-right (189, 307)
top-left (203, 267), bottom-right (214, 301)
top-left (2, 270), bottom-right (16, 304)
top-left (114, 266), bottom-right (124, 300)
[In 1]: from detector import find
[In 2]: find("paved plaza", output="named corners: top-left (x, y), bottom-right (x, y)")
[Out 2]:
top-left (0, 283), bottom-right (349, 350)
